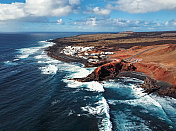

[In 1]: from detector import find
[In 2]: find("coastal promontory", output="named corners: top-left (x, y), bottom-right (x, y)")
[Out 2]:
top-left (46, 31), bottom-right (176, 98)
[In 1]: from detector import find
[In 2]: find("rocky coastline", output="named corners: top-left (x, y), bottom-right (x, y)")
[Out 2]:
top-left (46, 31), bottom-right (176, 98)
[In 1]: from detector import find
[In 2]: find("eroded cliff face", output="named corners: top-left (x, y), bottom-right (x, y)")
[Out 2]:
top-left (108, 44), bottom-right (176, 87)
top-left (71, 60), bottom-right (176, 98)
top-left (72, 61), bottom-right (136, 82)
top-left (134, 63), bottom-right (176, 86)
top-left (48, 32), bottom-right (176, 98)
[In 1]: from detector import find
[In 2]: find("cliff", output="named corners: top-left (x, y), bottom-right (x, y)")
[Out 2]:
top-left (71, 61), bottom-right (136, 82)
top-left (47, 31), bottom-right (176, 98)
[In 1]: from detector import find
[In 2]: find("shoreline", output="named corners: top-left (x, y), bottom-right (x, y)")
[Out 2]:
top-left (46, 31), bottom-right (176, 98)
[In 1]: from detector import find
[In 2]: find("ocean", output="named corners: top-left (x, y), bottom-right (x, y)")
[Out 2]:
top-left (0, 32), bottom-right (176, 131)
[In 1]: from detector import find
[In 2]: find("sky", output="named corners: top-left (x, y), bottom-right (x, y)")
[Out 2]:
top-left (0, 0), bottom-right (176, 32)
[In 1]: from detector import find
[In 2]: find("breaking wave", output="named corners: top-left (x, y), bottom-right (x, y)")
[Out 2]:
top-left (58, 62), bottom-right (112, 130)
top-left (15, 41), bottom-right (60, 75)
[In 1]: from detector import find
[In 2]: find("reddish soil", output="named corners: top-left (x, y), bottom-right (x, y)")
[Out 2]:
top-left (47, 31), bottom-right (176, 98)
top-left (108, 44), bottom-right (176, 86)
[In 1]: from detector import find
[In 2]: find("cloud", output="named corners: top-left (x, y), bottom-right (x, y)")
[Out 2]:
top-left (0, 3), bottom-right (26, 21)
top-left (92, 7), bottom-right (111, 15)
top-left (165, 19), bottom-right (176, 26)
top-left (165, 21), bottom-right (169, 26)
top-left (86, 17), bottom-right (97, 26)
top-left (25, 0), bottom-right (72, 17)
top-left (74, 17), bottom-right (97, 26)
top-left (73, 17), bottom-right (161, 32)
top-left (85, 6), bottom-right (111, 16)
top-left (69, 0), bottom-right (80, 5)
top-left (116, 0), bottom-right (176, 13)
top-left (0, 0), bottom-right (80, 21)
top-left (57, 19), bottom-right (64, 24)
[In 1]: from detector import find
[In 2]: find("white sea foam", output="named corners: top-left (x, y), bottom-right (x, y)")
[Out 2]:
top-left (16, 41), bottom-right (60, 75)
top-left (64, 79), bottom-right (104, 92)
top-left (17, 54), bottom-right (29, 59)
top-left (108, 94), bottom-right (175, 130)
top-left (39, 64), bottom-right (58, 74)
top-left (35, 42), bottom-right (61, 75)
top-left (150, 95), bottom-right (176, 125)
top-left (107, 83), bottom-right (162, 109)
top-left (58, 61), bottom-right (108, 131)
top-left (107, 83), bottom-right (174, 129)
top-left (84, 81), bottom-right (104, 92)
top-left (13, 58), bottom-right (20, 61)
top-left (103, 77), bottom-right (176, 130)
top-left (34, 55), bottom-right (43, 59)
top-left (59, 63), bottom-right (92, 78)
top-left (4, 61), bottom-right (18, 66)
top-left (39, 41), bottom-right (55, 48)
top-left (16, 41), bottom-right (54, 60)
top-left (103, 78), bottom-right (145, 98)
top-left (58, 60), bottom-right (111, 130)
top-left (81, 97), bottom-right (112, 131)
top-left (51, 99), bottom-right (60, 106)
top-left (17, 47), bottom-right (40, 59)
top-left (130, 84), bottom-right (146, 98)
top-left (65, 80), bottom-right (83, 88)
top-left (111, 110), bottom-right (152, 131)
top-left (68, 110), bottom-right (75, 116)
top-left (61, 63), bottom-right (104, 92)
top-left (121, 77), bottom-right (144, 83)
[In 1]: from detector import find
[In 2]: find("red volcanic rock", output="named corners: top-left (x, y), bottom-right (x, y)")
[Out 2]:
top-left (72, 61), bottom-right (136, 82)
top-left (134, 63), bottom-right (173, 85)
top-left (144, 64), bottom-right (170, 79)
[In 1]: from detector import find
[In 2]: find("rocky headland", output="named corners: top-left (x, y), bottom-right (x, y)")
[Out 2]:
top-left (46, 31), bottom-right (176, 98)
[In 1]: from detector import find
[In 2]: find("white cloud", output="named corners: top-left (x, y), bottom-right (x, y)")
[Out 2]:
top-left (25, 0), bottom-right (72, 17)
top-left (85, 17), bottom-right (97, 26)
top-left (57, 19), bottom-right (64, 24)
top-left (157, 22), bottom-right (161, 26)
top-left (167, 19), bottom-right (176, 26)
top-left (0, 3), bottom-right (26, 21)
top-left (69, 0), bottom-right (80, 5)
top-left (165, 21), bottom-right (169, 26)
top-left (116, 0), bottom-right (176, 13)
top-left (74, 17), bottom-right (97, 26)
top-left (73, 17), bottom-right (160, 31)
top-left (172, 20), bottom-right (176, 26)
top-left (0, 0), bottom-right (80, 21)
top-left (93, 7), bottom-right (111, 15)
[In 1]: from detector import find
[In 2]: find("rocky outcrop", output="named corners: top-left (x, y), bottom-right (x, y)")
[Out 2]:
top-left (141, 77), bottom-right (176, 98)
top-left (141, 77), bottom-right (160, 94)
top-left (47, 32), bottom-right (176, 99)
top-left (159, 86), bottom-right (176, 98)
top-left (72, 61), bottom-right (136, 82)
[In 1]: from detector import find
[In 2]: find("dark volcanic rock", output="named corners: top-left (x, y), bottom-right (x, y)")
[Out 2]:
top-left (71, 61), bottom-right (136, 82)
top-left (141, 77), bottom-right (160, 94)
top-left (141, 77), bottom-right (176, 98)
top-left (159, 86), bottom-right (176, 98)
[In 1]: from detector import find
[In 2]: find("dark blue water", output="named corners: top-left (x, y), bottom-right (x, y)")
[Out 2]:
top-left (0, 33), bottom-right (176, 131)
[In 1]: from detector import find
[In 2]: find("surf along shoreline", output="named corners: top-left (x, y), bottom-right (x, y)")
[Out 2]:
top-left (46, 31), bottom-right (176, 98)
